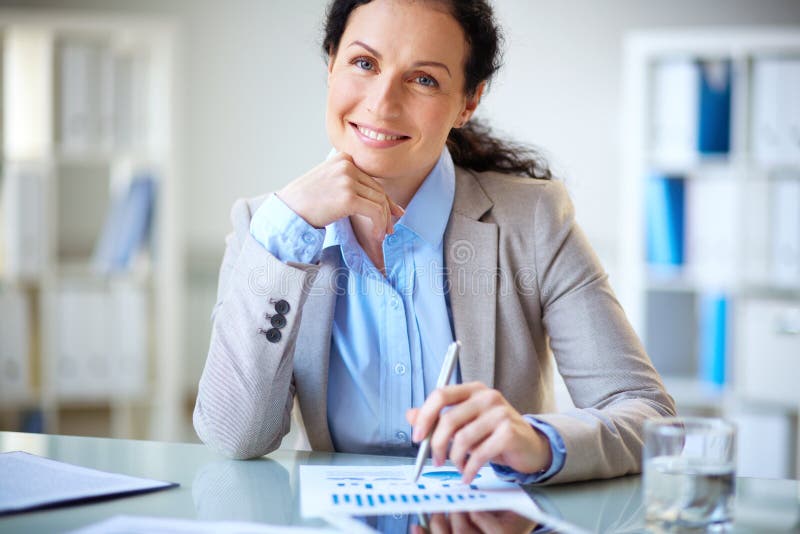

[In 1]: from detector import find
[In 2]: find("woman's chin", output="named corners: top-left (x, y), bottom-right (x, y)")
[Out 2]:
top-left (350, 154), bottom-right (404, 181)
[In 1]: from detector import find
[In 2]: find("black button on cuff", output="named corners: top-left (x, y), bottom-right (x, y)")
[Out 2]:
top-left (264, 328), bottom-right (282, 343)
top-left (273, 299), bottom-right (290, 315)
top-left (270, 314), bottom-right (287, 329)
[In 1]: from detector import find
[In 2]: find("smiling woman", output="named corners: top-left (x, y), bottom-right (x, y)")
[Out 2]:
top-left (193, 0), bottom-right (676, 486)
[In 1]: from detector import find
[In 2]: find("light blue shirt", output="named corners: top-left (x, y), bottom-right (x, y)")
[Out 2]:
top-left (249, 147), bottom-right (565, 483)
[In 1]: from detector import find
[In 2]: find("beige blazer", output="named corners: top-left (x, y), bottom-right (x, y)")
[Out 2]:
top-left (193, 166), bottom-right (675, 484)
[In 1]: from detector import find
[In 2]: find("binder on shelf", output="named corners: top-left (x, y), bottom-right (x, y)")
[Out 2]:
top-left (0, 287), bottom-right (31, 401)
top-left (92, 173), bottom-right (157, 274)
top-left (52, 287), bottom-right (111, 399)
top-left (0, 163), bottom-right (47, 281)
top-left (740, 178), bottom-right (771, 286)
top-left (752, 57), bottom-right (800, 164)
top-left (109, 283), bottom-right (148, 397)
top-left (771, 175), bottom-right (800, 286)
top-left (645, 173), bottom-right (685, 268)
top-left (698, 292), bottom-right (727, 386)
top-left (644, 290), bottom-right (697, 378)
top-left (50, 283), bottom-right (148, 400)
top-left (697, 59), bottom-right (732, 155)
top-left (651, 59), bottom-right (699, 161)
top-left (650, 58), bottom-right (732, 159)
top-left (685, 175), bottom-right (738, 286)
top-left (59, 40), bottom-right (114, 152)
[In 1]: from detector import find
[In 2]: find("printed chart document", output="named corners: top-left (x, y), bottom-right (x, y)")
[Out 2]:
top-left (0, 451), bottom-right (178, 515)
top-left (299, 464), bottom-right (534, 517)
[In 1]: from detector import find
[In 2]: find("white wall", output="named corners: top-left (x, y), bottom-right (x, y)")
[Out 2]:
top-left (5, 0), bottom-right (800, 275)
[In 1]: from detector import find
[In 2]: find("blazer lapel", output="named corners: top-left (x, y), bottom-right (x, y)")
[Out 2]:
top-left (293, 249), bottom-right (339, 451)
top-left (445, 168), bottom-right (498, 388)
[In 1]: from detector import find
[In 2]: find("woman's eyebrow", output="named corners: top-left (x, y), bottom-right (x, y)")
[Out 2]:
top-left (347, 40), bottom-right (452, 78)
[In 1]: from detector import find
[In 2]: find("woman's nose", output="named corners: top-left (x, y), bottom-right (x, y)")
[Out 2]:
top-left (366, 77), bottom-right (402, 120)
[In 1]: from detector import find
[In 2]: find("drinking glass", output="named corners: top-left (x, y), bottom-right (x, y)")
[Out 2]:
top-left (643, 417), bottom-right (736, 528)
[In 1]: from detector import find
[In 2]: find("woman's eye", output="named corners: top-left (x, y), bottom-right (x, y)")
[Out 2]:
top-left (354, 58), bottom-right (374, 71)
top-left (415, 75), bottom-right (438, 88)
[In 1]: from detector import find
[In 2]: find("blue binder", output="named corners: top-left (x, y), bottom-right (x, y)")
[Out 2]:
top-left (92, 173), bottom-right (157, 273)
top-left (699, 292), bottom-right (727, 386)
top-left (645, 174), bottom-right (685, 267)
top-left (696, 59), bottom-right (732, 154)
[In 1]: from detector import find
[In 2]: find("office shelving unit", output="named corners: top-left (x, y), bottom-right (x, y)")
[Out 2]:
top-left (0, 9), bottom-right (185, 441)
top-left (621, 28), bottom-right (800, 478)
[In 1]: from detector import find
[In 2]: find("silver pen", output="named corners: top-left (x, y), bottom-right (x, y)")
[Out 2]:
top-left (411, 340), bottom-right (461, 483)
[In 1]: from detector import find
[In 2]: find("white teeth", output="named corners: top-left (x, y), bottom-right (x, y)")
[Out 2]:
top-left (357, 125), bottom-right (402, 141)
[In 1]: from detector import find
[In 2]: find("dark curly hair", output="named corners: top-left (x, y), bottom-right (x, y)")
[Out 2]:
top-left (321, 0), bottom-right (552, 180)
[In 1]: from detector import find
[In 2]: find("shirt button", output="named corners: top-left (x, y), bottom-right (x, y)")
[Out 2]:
top-left (302, 232), bottom-right (317, 244)
top-left (395, 431), bottom-right (407, 441)
top-left (390, 296), bottom-right (400, 309)
top-left (386, 234), bottom-right (398, 246)
top-left (394, 363), bottom-right (406, 375)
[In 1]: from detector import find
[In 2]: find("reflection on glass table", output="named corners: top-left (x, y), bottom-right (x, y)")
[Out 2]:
top-left (0, 432), bottom-right (798, 534)
top-left (327, 509), bottom-right (540, 534)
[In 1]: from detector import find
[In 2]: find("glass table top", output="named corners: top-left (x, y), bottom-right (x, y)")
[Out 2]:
top-left (1, 431), bottom-right (798, 533)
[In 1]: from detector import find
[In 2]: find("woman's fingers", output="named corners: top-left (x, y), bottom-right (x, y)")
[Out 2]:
top-left (351, 196), bottom-right (390, 241)
top-left (450, 512), bottom-right (481, 534)
top-left (356, 173), bottom-right (404, 235)
top-left (390, 199), bottom-right (406, 218)
top-left (351, 182), bottom-right (394, 236)
top-left (412, 382), bottom-right (486, 443)
top-left (461, 428), bottom-right (507, 484)
top-left (406, 407), bottom-right (420, 426)
top-left (280, 151), bottom-right (404, 241)
top-left (446, 405), bottom-right (507, 471)
top-left (429, 513), bottom-right (452, 534)
top-left (430, 395), bottom-right (491, 466)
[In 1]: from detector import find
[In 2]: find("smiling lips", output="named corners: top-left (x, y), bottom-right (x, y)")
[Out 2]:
top-left (350, 121), bottom-right (410, 147)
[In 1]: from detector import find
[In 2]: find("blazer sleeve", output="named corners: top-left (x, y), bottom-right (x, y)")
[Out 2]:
top-left (531, 181), bottom-right (676, 484)
top-left (193, 197), bottom-right (320, 459)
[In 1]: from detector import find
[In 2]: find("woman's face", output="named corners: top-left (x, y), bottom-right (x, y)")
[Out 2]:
top-left (325, 0), bottom-right (481, 187)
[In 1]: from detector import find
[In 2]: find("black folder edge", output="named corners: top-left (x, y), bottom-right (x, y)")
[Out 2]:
top-left (0, 481), bottom-right (179, 516)
top-left (0, 451), bottom-right (180, 516)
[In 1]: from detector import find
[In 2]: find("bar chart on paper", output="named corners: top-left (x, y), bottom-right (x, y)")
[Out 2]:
top-left (299, 465), bottom-right (534, 517)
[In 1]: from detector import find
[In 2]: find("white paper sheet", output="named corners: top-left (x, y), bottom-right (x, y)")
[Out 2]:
top-left (69, 515), bottom-right (338, 534)
top-left (299, 464), bottom-right (534, 518)
top-left (0, 451), bottom-right (177, 515)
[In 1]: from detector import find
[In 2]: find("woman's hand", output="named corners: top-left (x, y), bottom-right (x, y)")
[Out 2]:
top-left (276, 152), bottom-right (404, 242)
top-left (406, 382), bottom-right (552, 484)
top-left (410, 510), bottom-right (538, 534)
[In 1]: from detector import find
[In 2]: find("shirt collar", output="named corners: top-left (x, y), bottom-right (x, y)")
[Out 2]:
top-left (322, 146), bottom-right (455, 251)
top-left (397, 147), bottom-right (455, 248)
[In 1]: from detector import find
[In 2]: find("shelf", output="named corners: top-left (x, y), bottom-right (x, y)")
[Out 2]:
top-left (54, 147), bottom-right (161, 167)
top-left (661, 376), bottom-right (733, 410)
top-left (0, 10), bottom-right (183, 441)
top-left (645, 275), bottom-right (800, 295)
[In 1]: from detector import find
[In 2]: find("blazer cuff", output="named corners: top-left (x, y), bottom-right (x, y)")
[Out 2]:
top-left (249, 193), bottom-right (325, 264)
top-left (490, 415), bottom-right (567, 485)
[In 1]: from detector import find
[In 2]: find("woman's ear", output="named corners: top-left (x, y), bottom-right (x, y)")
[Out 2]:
top-left (327, 48), bottom-right (336, 80)
top-left (454, 80), bottom-right (487, 128)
